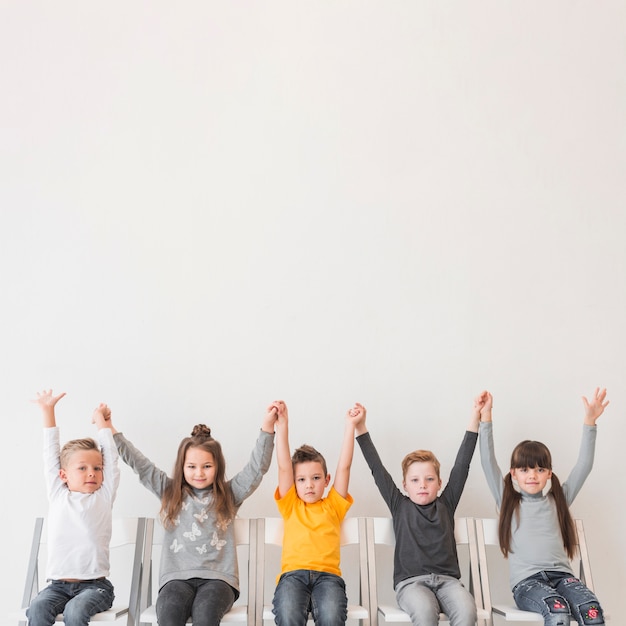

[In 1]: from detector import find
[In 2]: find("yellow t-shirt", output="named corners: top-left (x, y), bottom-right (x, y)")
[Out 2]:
top-left (275, 485), bottom-right (353, 578)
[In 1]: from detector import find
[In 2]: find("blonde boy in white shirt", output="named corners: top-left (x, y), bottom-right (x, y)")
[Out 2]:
top-left (27, 390), bottom-right (120, 626)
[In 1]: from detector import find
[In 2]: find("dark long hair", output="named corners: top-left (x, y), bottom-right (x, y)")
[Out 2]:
top-left (499, 439), bottom-right (577, 560)
top-left (161, 425), bottom-right (235, 529)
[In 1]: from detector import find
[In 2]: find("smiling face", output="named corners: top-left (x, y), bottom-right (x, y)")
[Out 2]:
top-left (183, 446), bottom-right (216, 490)
top-left (510, 465), bottom-right (552, 495)
top-left (294, 460), bottom-right (330, 504)
top-left (402, 461), bottom-right (442, 505)
top-left (59, 449), bottom-right (104, 494)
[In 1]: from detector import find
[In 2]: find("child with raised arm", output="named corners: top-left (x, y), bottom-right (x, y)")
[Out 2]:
top-left (478, 389), bottom-right (608, 626)
top-left (27, 390), bottom-right (120, 626)
top-left (354, 401), bottom-right (479, 626)
top-left (109, 404), bottom-right (277, 626)
top-left (271, 400), bottom-right (359, 626)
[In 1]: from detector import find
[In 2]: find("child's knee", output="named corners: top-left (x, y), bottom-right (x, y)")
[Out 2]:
top-left (544, 595), bottom-right (570, 615)
top-left (577, 600), bottom-right (604, 625)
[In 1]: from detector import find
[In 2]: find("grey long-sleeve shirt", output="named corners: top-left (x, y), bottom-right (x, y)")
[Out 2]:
top-left (479, 421), bottom-right (596, 589)
top-left (357, 430), bottom-right (477, 589)
top-left (114, 429), bottom-right (274, 592)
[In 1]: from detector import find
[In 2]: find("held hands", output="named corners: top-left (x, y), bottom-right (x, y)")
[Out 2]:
top-left (263, 400), bottom-right (287, 433)
top-left (347, 402), bottom-right (367, 436)
top-left (92, 403), bottom-right (112, 429)
top-left (582, 387), bottom-right (609, 425)
top-left (473, 390), bottom-right (493, 422)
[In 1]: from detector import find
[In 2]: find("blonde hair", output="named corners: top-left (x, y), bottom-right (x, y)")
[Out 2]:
top-left (401, 449), bottom-right (441, 480)
top-left (161, 425), bottom-right (235, 530)
top-left (60, 438), bottom-right (101, 468)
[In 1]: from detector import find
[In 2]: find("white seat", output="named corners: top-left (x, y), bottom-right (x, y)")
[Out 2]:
top-left (138, 517), bottom-right (257, 626)
top-left (255, 517), bottom-right (370, 624)
top-left (14, 517), bottom-right (147, 626)
top-left (366, 516), bottom-right (490, 626)
top-left (475, 517), bottom-right (604, 624)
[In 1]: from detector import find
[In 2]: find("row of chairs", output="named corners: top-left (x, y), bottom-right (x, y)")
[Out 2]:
top-left (15, 516), bottom-right (599, 626)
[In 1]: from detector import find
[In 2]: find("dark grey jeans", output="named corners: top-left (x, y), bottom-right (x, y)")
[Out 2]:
top-left (156, 578), bottom-right (236, 626)
top-left (26, 578), bottom-right (114, 626)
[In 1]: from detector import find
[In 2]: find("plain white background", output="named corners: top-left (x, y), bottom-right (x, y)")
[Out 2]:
top-left (1, 2), bottom-right (624, 624)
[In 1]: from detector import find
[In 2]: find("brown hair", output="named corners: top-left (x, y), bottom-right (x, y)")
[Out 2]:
top-left (401, 449), bottom-right (441, 480)
top-left (60, 438), bottom-right (101, 469)
top-left (498, 440), bottom-right (577, 559)
top-left (161, 425), bottom-right (235, 530)
top-left (292, 444), bottom-right (328, 476)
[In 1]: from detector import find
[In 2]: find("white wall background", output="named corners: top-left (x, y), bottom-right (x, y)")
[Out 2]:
top-left (1, 2), bottom-right (624, 624)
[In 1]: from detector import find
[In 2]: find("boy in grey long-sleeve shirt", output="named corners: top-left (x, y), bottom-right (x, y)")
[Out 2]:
top-left (353, 400), bottom-right (480, 626)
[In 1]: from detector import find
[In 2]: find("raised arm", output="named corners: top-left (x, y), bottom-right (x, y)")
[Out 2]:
top-left (32, 389), bottom-right (66, 428)
top-left (333, 403), bottom-right (362, 498)
top-left (477, 391), bottom-right (504, 506)
top-left (274, 401), bottom-right (293, 498)
top-left (92, 403), bottom-right (120, 501)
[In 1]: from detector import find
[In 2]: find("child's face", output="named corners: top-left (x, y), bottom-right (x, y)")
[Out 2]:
top-left (510, 465), bottom-right (552, 495)
top-left (183, 447), bottom-right (216, 490)
top-left (294, 461), bottom-right (330, 504)
top-left (59, 449), bottom-right (104, 494)
top-left (402, 461), bottom-right (442, 506)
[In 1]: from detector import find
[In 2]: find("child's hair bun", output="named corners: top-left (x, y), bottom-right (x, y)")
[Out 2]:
top-left (191, 424), bottom-right (212, 439)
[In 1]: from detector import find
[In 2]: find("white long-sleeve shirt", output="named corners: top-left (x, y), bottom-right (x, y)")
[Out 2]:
top-left (44, 427), bottom-right (120, 580)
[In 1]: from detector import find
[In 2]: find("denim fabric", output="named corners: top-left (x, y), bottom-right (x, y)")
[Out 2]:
top-left (396, 574), bottom-right (477, 626)
top-left (26, 578), bottom-right (114, 626)
top-left (156, 579), bottom-right (236, 626)
top-left (513, 570), bottom-right (604, 626)
top-left (272, 569), bottom-right (348, 626)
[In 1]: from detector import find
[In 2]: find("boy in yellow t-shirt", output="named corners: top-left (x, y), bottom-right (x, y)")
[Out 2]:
top-left (270, 400), bottom-right (363, 626)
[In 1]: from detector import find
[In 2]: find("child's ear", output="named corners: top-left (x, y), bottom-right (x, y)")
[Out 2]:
top-left (59, 469), bottom-right (68, 483)
top-left (325, 474), bottom-right (331, 487)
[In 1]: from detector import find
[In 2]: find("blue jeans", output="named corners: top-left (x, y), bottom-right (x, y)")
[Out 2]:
top-left (272, 570), bottom-right (348, 626)
top-left (396, 574), bottom-right (477, 626)
top-left (513, 571), bottom-right (604, 626)
top-left (26, 578), bottom-right (114, 626)
top-left (156, 578), bottom-right (236, 626)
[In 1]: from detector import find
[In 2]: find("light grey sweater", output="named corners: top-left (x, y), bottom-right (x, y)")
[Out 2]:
top-left (479, 421), bottom-right (596, 589)
top-left (114, 430), bottom-right (274, 593)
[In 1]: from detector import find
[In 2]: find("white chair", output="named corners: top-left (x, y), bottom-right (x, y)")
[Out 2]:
top-left (475, 518), bottom-right (604, 624)
top-left (255, 517), bottom-right (370, 625)
top-left (365, 517), bottom-right (490, 626)
top-left (138, 518), bottom-right (257, 626)
top-left (15, 517), bottom-right (147, 626)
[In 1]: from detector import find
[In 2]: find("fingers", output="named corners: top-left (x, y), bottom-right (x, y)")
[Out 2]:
top-left (267, 400), bottom-right (287, 419)
top-left (32, 390), bottom-right (66, 405)
top-left (347, 403), bottom-right (365, 419)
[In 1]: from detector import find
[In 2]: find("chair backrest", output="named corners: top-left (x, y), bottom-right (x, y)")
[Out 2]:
top-left (365, 517), bottom-right (485, 626)
top-left (138, 517), bottom-right (257, 626)
top-left (18, 517), bottom-right (147, 626)
top-left (475, 517), bottom-right (595, 621)
top-left (255, 517), bottom-right (370, 625)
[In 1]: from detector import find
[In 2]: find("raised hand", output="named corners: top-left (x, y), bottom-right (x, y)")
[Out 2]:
top-left (32, 389), bottom-right (66, 409)
top-left (582, 388), bottom-right (609, 425)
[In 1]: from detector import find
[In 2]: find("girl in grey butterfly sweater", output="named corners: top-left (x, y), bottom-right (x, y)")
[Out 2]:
top-left (110, 405), bottom-right (277, 626)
